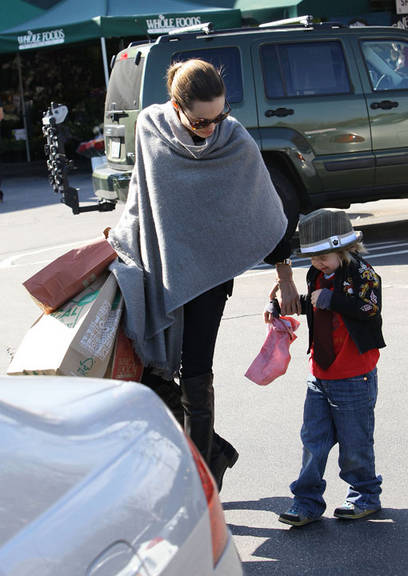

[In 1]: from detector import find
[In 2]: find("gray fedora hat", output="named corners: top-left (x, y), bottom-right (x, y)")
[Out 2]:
top-left (298, 209), bottom-right (363, 256)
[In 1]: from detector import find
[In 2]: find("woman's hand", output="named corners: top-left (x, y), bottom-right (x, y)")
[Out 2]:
top-left (275, 262), bottom-right (301, 315)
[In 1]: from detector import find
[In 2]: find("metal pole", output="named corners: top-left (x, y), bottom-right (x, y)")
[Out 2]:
top-left (100, 36), bottom-right (109, 90)
top-left (16, 52), bottom-right (31, 162)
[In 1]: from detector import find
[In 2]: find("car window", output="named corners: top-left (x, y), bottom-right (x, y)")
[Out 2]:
top-left (261, 41), bottom-right (350, 98)
top-left (259, 44), bottom-right (285, 98)
top-left (105, 54), bottom-right (145, 112)
top-left (172, 47), bottom-right (243, 103)
top-left (361, 40), bottom-right (408, 91)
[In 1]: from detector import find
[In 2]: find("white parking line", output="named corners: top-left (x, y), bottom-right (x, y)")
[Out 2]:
top-left (368, 241), bottom-right (408, 250)
top-left (365, 248), bottom-right (408, 259)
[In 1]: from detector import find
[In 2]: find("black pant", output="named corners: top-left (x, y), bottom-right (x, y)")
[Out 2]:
top-left (180, 279), bottom-right (233, 379)
top-left (141, 279), bottom-right (233, 423)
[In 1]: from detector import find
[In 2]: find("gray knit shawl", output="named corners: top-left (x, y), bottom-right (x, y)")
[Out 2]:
top-left (109, 101), bottom-right (287, 378)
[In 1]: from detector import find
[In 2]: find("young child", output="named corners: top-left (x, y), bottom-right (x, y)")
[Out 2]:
top-left (273, 209), bottom-right (386, 527)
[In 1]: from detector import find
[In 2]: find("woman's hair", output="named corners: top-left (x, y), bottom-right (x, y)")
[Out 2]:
top-left (337, 241), bottom-right (367, 265)
top-left (166, 59), bottom-right (225, 109)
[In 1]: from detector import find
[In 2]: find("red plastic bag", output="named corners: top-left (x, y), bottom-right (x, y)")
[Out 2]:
top-left (245, 316), bottom-right (300, 385)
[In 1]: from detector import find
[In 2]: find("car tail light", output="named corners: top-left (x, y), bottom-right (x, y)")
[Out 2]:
top-left (187, 437), bottom-right (229, 566)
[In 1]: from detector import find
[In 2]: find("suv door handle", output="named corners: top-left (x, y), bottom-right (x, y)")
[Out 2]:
top-left (265, 107), bottom-right (294, 117)
top-left (370, 100), bottom-right (399, 110)
top-left (106, 109), bottom-right (128, 121)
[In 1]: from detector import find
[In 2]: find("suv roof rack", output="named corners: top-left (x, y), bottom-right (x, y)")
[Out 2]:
top-left (259, 15), bottom-right (313, 28)
top-left (168, 22), bottom-right (214, 35)
top-left (259, 16), bottom-right (346, 30)
top-left (157, 17), bottom-right (350, 44)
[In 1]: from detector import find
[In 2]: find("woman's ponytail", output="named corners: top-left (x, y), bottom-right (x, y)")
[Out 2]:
top-left (166, 62), bottom-right (184, 98)
top-left (166, 59), bottom-right (225, 109)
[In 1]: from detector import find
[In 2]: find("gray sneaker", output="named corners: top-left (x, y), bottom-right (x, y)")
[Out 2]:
top-left (278, 507), bottom-right (321, 527)
top-left (334, 501), bottom-right (381, 519)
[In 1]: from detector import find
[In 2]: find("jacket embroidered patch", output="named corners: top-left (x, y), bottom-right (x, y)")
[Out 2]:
top-left (357, 262), bottom-right (380, 316)
top-left (343, 278), bottom-right (354, 295)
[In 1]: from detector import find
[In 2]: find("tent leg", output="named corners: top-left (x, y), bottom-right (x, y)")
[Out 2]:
top-left (16, 52), bottom-right (31, 163)
top-left (100, 37), bottom-right (109, 90)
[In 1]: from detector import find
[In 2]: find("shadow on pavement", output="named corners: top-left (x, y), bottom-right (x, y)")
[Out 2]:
top-left (0, 170), bottom-right (95, 214)
top-left (224, 498), bottom-right (407, 575)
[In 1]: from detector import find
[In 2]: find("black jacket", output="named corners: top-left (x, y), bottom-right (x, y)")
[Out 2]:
top-left (300, 254), bottom-right (386, 355)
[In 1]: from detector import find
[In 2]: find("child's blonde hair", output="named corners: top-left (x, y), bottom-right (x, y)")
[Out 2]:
top-left (337, 241), bottom-right (367, 265)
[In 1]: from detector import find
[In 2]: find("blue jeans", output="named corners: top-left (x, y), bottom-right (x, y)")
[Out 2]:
top-left (290, 368), bottom-right (382, 518)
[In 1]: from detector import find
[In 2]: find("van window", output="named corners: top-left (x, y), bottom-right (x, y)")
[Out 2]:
top-left (361, 40), bottom-right (408, 91)
top-left (172, 47), bottom-right (243, 103)
top-left (261, 41), bottom-right (350, 98)
top-left (105, 54), bottom-right (145, 112)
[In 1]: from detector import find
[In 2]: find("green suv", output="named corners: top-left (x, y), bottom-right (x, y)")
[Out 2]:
top-left (93, 19), bottom-right (408, 220)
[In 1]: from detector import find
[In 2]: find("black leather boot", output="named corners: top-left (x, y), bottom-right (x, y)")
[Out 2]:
top-left (180, 372), bottom-right (214, 464)
top-left (210, 433), bottom-right (239, 492)
top-left (141, 368), bottom-right (184, 428)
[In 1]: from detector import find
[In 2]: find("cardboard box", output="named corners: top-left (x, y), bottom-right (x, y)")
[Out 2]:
top-left (8, 273), bottom-right (123, 377)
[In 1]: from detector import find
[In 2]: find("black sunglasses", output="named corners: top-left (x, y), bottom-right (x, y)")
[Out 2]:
top-left (180, 101), bottom-right (231, 130)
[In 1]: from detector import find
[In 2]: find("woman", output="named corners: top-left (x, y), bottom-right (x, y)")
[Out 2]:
top-left (109, 59), bottom-right (299, 489)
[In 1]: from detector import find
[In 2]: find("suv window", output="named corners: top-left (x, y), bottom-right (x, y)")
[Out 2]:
top-left (172, 47), bottom-right (243, 103)
top-left (105, 54), bottom-right (145, 112)
top-left (261, 41), bottom-right (350, 98)
top-left (361, 40), bottom-right (408, 91)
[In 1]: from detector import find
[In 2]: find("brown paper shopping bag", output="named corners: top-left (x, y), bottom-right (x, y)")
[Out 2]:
top-left (23, 236), bottom-right (117, 314)
top-left (8, 272), bottom-right (123, 377)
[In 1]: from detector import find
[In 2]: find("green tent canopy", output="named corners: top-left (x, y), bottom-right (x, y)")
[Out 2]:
top-left (0, 0), bottom-right (243, 54)
top-left (0, 0), bottom-right (45, 33)
top-left (0, 0), bottom-right (48, 52)
top-left (0, 0), bottom-right (309, 54)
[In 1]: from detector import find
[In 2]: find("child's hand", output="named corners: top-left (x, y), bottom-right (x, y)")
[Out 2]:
top-left (264, 283), bottom-right (280, 323)
top-left (264, 301), bottom-right (281, 323)
top-left (264, 302), bottom-right (274, 323)
top-left (311, 289), bottom-right (323, 307)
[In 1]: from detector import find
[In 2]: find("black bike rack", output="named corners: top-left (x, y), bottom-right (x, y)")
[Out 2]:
top-left (42, 102), bottom-right (116, 215)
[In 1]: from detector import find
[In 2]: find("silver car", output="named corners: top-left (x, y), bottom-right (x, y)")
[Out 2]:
top-left (0, 376), bottom-right (242, 576)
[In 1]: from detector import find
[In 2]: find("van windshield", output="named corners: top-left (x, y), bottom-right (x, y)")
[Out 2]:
top-left (105, 54), bottom-right (145, 112)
